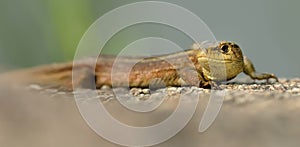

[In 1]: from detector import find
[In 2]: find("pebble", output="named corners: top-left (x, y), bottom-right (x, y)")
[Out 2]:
top-left (101, 85), bottom-right (111, 90)
top-left (292, 88), bottom-right (300, 94)
top-left (45, 89), bottom-right (58, 93)
top-left (274, 84), bottom-right (284, 90)
top-left (130, 88), bottom-right (152, 96)
top-left (28, 84), bottom-right (43, 90)
top-left (130, 88), bottom-right (141, 96)
top-left (57, 91), bottom-right (66, 95)
top-left (142, 89), bottom-right (150, 94)
top-left (167, 87), bottom-right (178, 91)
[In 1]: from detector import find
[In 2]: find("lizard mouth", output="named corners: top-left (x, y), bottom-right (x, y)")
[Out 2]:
top-left (203, 58), bottom-right (243, 64)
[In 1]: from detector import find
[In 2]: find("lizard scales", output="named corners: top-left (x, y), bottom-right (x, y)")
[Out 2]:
top-left (17, 41), bottom-right (278, 90)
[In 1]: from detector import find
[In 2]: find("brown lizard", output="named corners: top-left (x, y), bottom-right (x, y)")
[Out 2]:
top-left (5, 41), bottom-right (278, 90)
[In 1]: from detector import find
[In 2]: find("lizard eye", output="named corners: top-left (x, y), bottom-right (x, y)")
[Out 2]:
top-left (220, 45), bottom-right (229, 53)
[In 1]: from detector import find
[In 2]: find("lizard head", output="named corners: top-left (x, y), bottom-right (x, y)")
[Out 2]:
top-left (192, 41), bottom-right (244, 62)
top-left (216, 41), bottom-right (244, 62)
top-left (193, 41), bottom-right (245, 81)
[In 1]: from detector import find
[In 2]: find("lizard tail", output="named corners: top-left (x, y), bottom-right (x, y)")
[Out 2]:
top-left (0, 62), bottom-right (96, 91)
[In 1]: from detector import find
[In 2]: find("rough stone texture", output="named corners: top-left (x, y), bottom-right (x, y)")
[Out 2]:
top-left (1, 78), bottom-right (300, 147)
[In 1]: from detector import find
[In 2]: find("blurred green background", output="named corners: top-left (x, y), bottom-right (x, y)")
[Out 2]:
top-left (0, 0), bottom-right (299, 78)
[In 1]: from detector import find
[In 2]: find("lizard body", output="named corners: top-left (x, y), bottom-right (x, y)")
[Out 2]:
top-left (9, 41), bottom-right (278, 90)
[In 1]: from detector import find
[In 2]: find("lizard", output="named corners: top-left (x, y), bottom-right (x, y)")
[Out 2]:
top-left (4, 41), bottom-right (278, 91)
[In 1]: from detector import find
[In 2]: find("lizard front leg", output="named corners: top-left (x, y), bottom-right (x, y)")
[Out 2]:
top-left (179, 68), bottom-right (214, 88)
top-left (243, 56), bottom-right (278, 82)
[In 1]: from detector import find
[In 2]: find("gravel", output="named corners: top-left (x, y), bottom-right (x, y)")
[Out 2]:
top-left (28, 78), bottom-right (300, 104)
top-left (27, 78), bottom-right (300, 105)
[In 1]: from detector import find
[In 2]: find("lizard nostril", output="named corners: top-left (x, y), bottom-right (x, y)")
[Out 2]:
top-left (232, 44), bottom-right (239, 49)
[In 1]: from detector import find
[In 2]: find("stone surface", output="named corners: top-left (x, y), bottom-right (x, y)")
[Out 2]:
top-left (1, 78), bottom-right (300, 147)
